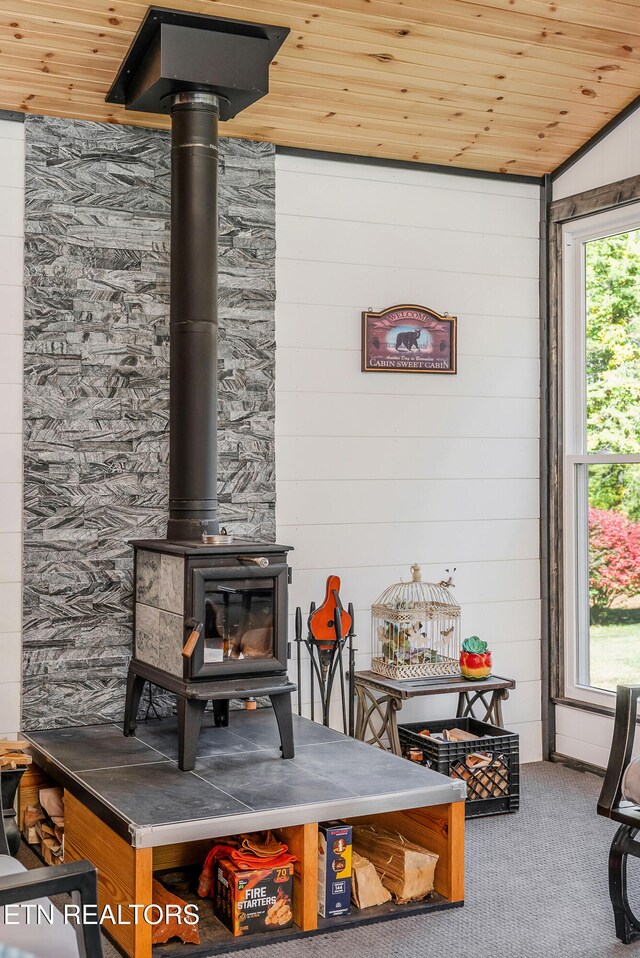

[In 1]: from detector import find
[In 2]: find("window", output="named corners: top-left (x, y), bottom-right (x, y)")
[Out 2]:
top-left (563, 204), bottom-right (640, 708)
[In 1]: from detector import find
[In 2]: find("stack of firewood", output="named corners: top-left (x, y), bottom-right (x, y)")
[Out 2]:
top-left (0, 739), bottom-right (33, 771)
top-left (352, 824), bottom-right (439, 904)
top-left (23, 787), bottom-right (65, 865)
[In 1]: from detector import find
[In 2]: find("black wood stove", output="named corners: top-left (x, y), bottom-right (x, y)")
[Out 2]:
top-left (109, 8), bottom-right (295, 770)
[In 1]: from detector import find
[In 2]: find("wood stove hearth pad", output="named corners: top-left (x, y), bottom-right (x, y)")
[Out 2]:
top-left (25, 711), bottom-right (465, 848)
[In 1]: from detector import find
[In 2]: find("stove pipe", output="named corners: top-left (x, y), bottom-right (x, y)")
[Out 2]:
top-left (167, 91), bottom-right (221, 540)
top-left (106, 8), bottom-right (289, 541)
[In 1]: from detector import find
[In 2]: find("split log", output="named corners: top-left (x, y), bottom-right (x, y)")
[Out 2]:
top-left (351, 852), bottom-right (391, 909)
top-left (37, 822), bottom-right (57, 841)
top-left (447, 728), bottom-right (481, 742)
top-left (0, 753), bottom-right (32, 768)
top-left (39, 787), bottom-right (64, 820)
top-left (0, 740), bottom-right (30, 753)
top-left (352, 824), bottom-right (439, 903)
top-left (151, 880), bottom-right (200, 946)
top-left (41, 837), bottom-right (63, 866)
top-left (24, 825), bottom-right (39, 845)
top-left (23, 805), bottom-right (46, 829)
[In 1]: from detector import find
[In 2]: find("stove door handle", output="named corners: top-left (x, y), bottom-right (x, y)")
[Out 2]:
top-left (182, 622), bottom-right (203, 659)
top-left (238, 556), bottom-right (269, 568)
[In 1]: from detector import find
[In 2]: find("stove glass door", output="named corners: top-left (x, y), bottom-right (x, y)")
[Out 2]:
top-left (204, 579), bottom-right (275, 665)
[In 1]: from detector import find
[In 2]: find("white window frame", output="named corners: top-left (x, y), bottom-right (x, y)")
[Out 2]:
top-left (562, 202), bottom-right (640, 709)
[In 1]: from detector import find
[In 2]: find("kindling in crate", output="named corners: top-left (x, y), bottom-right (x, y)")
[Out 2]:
top-left (398, 717), bottom-right (520, 818)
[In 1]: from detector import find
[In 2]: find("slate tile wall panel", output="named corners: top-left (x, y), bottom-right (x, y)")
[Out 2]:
top-left (22, 115), bottom-right (275, 728)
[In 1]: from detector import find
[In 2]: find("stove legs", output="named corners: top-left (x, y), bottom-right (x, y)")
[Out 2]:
top-left (177, 698), bottom-right (207, 772)
top-left (271, 692), bottom-right (294, 759)
top-left (123, 662), bottom-right (297, 771)
top-left (213, 700), bottom-right (229, 727)
top-left (124, 671), bottom-right (146, 736)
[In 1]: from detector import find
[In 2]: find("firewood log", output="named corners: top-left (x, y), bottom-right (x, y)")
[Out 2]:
top-left (151, 880), bottom-right (200, 945)
top-left (0, 753), bottom-right (32, 767)
top-left (352, 825), bottom-right (439, 903)
top-left (0, 740), bottom-right (30, 753)
top-left (447, 727), bottom-right (481, 742)
top-left (351, 852), bottom-right (392, 909)
top-left (39, 787), bottom-right (64, 820)
top-left (24, 805), bottom-right (46, 828)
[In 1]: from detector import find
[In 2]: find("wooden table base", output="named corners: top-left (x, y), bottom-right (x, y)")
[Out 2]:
top-left (21, 766), bottom-right (464, 958)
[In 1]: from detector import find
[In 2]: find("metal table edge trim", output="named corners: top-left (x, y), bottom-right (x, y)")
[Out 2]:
top-left (130, 780), bottom-right (466, 847)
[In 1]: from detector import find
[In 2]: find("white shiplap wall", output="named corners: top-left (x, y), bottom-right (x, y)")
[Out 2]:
top-left (554, 105), bottom-right (640, 766)
top-left (0, 118), bottom-right (24, 736)
top-left (554, 105), bottom-right (640, 200)
top-left (275, 154), bottom-right (542, 762)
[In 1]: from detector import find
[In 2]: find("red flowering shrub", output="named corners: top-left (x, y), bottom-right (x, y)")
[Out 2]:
top-left (589, 507), bottom-right (640, 622)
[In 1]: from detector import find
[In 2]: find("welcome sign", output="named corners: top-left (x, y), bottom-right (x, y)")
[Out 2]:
top-left (361, 304), bottom-right (457, 374)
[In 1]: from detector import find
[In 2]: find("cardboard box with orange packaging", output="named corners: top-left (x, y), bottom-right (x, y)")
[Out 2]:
top-left (213, 856), bottom-right (294, 937)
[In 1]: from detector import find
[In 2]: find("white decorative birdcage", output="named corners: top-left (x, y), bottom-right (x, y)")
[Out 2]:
top-left (371, 564), bottom-right (461, 680)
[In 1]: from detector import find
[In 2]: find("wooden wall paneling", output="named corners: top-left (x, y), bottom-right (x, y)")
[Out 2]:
top-left (0, 0), bottom-right (639, 175)
top-left (272, 33), bottom-right (636, 94)
top-left (550, 173), bottom-right (640, 223)
top-left (278, 518), bottom-right (539, 569)
top-left (477, 0), bottom-right (639, 35)
top-left (276, 477), bottom-right (540, 526)
top-left (274, 63), bottom-right (617, 128)
top-left (300, 0), bottom-right (639, 57)
top-left (288, 561), bottom-right (541, 621)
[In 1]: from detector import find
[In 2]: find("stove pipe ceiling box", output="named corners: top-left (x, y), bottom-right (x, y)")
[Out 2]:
top-left (107, 6), bottom-right (289, 120)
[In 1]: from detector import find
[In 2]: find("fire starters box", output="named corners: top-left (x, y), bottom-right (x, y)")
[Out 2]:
top-left (213, 857), bottom-right (294, 937)
top-left (318, 821), bottom-right (352, 917)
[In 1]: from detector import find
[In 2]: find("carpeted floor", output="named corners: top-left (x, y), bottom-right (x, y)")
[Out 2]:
top-left (242, 762), bottom-right (640, 958)
top-left (19, 761), bottom-right (640, 957)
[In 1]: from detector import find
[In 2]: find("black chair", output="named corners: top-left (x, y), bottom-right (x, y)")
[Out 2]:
top-left (598, 684), bottom-right (640, 943)
top-left (0, 770), bottom-right (104, 958)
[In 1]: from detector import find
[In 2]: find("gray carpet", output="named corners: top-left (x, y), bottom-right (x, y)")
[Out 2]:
top-left (245, 761), bottom-right (640, 958)
top-left (18, 762), bottom-right (640, 957)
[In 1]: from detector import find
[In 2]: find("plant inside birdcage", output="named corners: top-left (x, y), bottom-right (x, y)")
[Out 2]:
top-left (371, 564), bottom-right (461, 680)
top-left (379, 620), bottom-right (443, 665)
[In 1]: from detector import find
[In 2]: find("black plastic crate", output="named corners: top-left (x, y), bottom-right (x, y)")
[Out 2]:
top-left (398, 717), bottom-right (519, 818)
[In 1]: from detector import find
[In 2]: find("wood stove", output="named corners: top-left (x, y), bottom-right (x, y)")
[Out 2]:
top-left (109, 8), bottom-right (295, 770)
top-left (130, 540), bottom-right (291, 683)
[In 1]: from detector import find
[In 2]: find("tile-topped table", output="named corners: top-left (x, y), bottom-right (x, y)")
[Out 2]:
top-left (22, 709), bottom-right (465, 957)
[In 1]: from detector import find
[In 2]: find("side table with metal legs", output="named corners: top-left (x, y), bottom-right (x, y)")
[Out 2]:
top-left (353, 671), bottom-right (516, 756)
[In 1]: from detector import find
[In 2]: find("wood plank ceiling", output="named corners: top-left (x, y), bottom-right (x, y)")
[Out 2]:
top-left (0, 0), bottom-right (639, 176)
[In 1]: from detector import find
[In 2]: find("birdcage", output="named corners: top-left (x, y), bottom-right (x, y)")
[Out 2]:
top-left (371, 564), bottom-right (461, 680)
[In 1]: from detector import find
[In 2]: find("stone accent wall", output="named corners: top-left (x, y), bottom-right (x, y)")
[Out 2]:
top-left (22, 115), bottom-right (275, 728)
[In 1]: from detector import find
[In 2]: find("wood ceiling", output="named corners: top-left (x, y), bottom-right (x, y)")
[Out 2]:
top-left (0, 0), bottom-right (639, 176)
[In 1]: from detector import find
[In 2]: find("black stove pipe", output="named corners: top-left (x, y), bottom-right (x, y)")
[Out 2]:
top-left (167, 91), bottom-right (221, 540)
